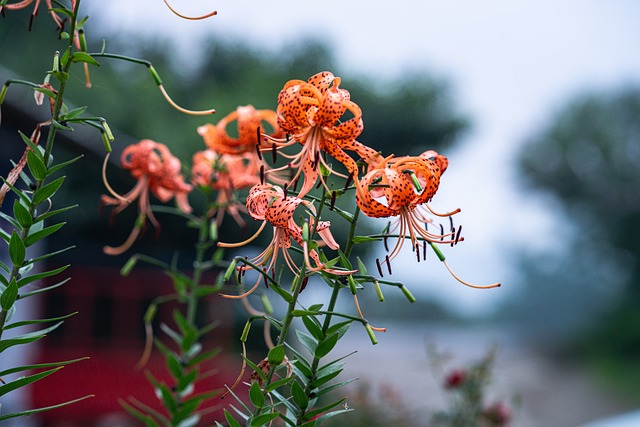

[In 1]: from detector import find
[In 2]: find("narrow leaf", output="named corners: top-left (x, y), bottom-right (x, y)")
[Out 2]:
top-left (9, 231), bottom-right (26, 266)
top-left (248, 381), bottom-right (265, 409)
top-left (0, 279), bottom-right (18, 311)
top-left (0, 367), bottom-right (62, 396)
top-left (0, 357), bottom-right (88, 377)
top-left (291, 380), bottom-right (309, 410)
top-left (17, 264), bottom-right (69, 288)
top-left (45, 155), bottom-right (82, 177)
top-left (250, 412), bottom-right (280, 427)
top-left (267, 345), bottom-right (285, 366)
top-left (24, 222), bottom-right (65, 247)
top-left (13, 199), bottom-right (32, 228)
top-left (71, 52), bottom-right (100, 66)
top-left (224, 409), bottom-right (243, 427)
top-left (314, 333), bottom-right (339, 359)
top-left (32, 176), bottom-right (65, 205)
top-left (0, 395), bottom-right (94, 421)
top-left (27, 149), bottom-right (47, 180)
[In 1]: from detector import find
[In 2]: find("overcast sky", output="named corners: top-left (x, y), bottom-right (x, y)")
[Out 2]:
top-left (93, 1), bottom-right (640, 314)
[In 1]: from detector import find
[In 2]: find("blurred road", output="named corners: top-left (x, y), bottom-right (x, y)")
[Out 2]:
top-left (333, 321), bottom-right (634, 427)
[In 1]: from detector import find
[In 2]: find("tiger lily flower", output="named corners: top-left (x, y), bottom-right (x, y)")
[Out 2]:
top-left (197, 105), bottom-right (284, 155)
top-left (1, 0), bottom-right (70, 29)
top-left (356, 151), bottom-right (500, 289)
top-left (267, 71), bottom-right (382, 197)
top-left (102, 139), bottom-right (192, 255)
top-left (218, 184), bottom-right (354, 298)
top-left (191, 149), bottom-right (261, 227)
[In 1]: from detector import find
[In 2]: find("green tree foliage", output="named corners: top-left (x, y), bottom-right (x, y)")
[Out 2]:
top-left (515, 85), bottom-right (640, 390)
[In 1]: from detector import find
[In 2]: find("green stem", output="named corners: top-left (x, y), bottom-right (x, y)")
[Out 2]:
top-left (296, 205), bottom-right (362, 423)
top-left (186, 213), bottom-right (211, 325)
top-left (0, 0), bottom-right (81, 343)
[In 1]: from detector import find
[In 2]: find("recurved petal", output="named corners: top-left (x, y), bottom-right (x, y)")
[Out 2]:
top-left (307, 71), bottom-right (335, 93)
top-left (316, 221), bottom-right (339, 250)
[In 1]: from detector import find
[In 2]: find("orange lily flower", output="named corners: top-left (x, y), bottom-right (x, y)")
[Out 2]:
top-left (1, 0), bottom-right (71, 29)
top-left (191, 149), bottom-right (261, 227)
top-left (102, 139), bottom-right (192, 255)
top-left (267, 71), bottom-right (382, 197)
top-left (197, 105), bottom-right (284, 155)
top-left (219, 184), bottom-right (353, 298)
top-left (356, 150), bottom-right (500, 289)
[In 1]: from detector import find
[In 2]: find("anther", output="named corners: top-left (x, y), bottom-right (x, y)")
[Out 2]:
top-left (271, 142), bottom-right (277, 163)
top-left (255, 127), bottom-right (263, 161)
top-left (385, 255), bottom-right (392, 275)
top-left (330, 191), bottom-right (337, 211)
top-left (455, 225), bottom-right (462, 245)
top-left (344, 173), bottom-right (354, 191)
top-left (376, 258), bottom-right (384, 277)
top-left (260, 165), bottom-right (265, 184)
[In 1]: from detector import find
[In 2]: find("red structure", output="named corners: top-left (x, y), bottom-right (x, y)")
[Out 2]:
top-left (30, 265), bottom-right (242, 426)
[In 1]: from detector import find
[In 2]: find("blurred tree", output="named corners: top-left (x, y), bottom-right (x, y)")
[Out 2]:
top-left (513, 85), bottom-right (640, 390)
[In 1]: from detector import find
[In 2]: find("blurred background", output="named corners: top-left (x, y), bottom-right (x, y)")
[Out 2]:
top-left (1, 1), bottom-right (640, 426)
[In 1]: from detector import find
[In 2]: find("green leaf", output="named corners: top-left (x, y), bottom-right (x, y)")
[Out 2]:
top-left (249, 381), bottom-right (265, 408)
top-left (12, 200), bottom-right (32, 229)
top-left (185, 348), bottom-right (221, 368)
top-left (270, 281), bottom-right (294, 303)
top-left (60, 105), bottom-right (88, 120)
top-left (0, 335), bottom-right (43, 353)
top-left (4, 311), bottom-right (76, 329)
top-left (250, 412), bottom-right (280, 427)
top-left (176, 368), bottom-right (197, 394)
top-left (302, 315), bottom-right (324, 342)
top-left (325, 321), bottom-right (351, 339)
top-left (0, 367), bottom-right (62, 397)
top-left (1, 279), bottom-right (18, 311)
top-left (17, 264), bottom-right (69, 288)
top-left (0, 357), bottom-right (88, 377)
top-left (167, 354), bottom-right (183, 379)
top-left (302, 398), bottom-right (348, 422)
top-left (352, 235), bottom-right (381, 244)
top-left (119, 399), bottom-right (162, 427)
top-left (295, 330), bottom-right (318, 355)
top-left (315, 378), bottom-right (357, 398)
top-left (33, 176), bottom-right (65, 205)
top-left (27, 149), bottom-right (47, 181)
top-left (33, 204), bottom-right (76, 223)
top-left (356, 256), bottom-right (368, 275)
top-left (267, 345), bottom-right (285, 366)
top-left (224, 409), bottom-right (243, 427)
top-left (290, 379), bottom-right (309, 410)
top-left (45, 155), bottom-right (82, 177)
top-left (50, 71), bottom-right (69, 83)
top-left (9, 231), bottom-right (26, 266)
top-left (24, 222), bottom-right (65, 247)
top-left (0, 395), bottom-right (94, 421)
top-left (71, 52), bottom-right (100, 66)
top-left (264, 376), bottom-right (294, 393)
top-left (310, 366), bottom-right (343, 389)
top-left (315, 333), bottom-right (339, 359)
top-left (49, 7), bottom-right (74, 19)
